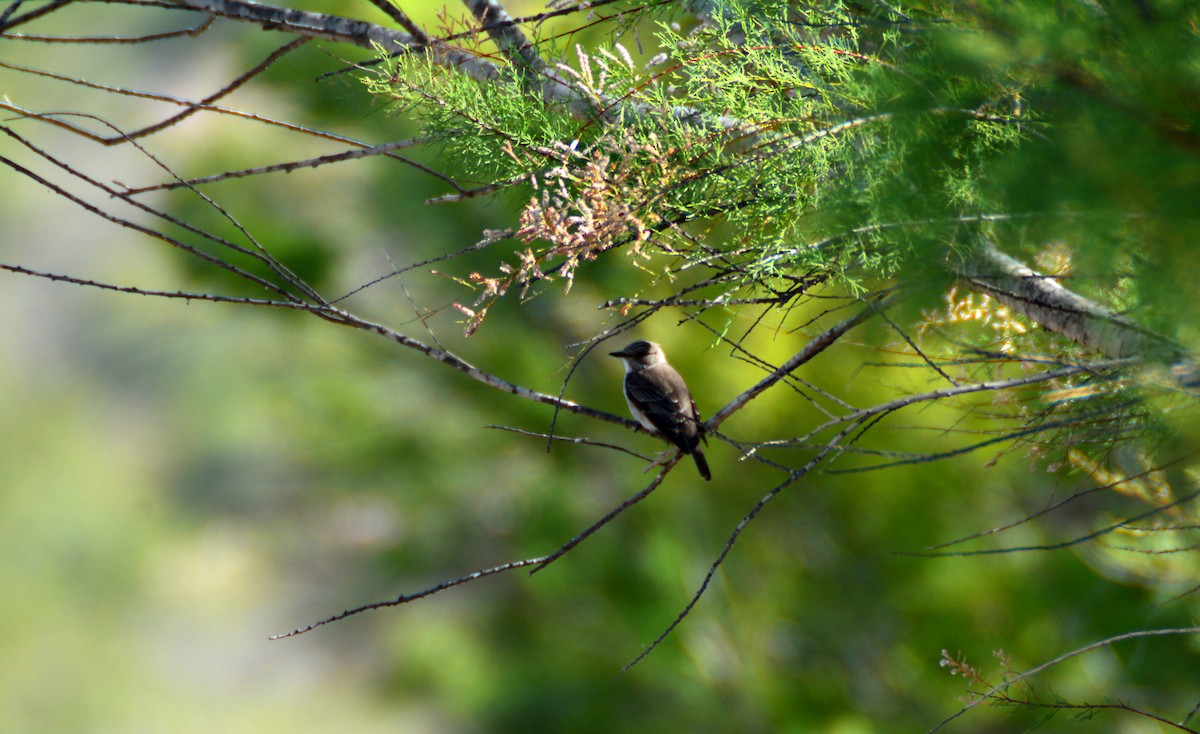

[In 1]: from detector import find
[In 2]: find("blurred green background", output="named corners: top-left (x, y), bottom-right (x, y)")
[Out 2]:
top-left (1, 2), bottom-right (1196, 732)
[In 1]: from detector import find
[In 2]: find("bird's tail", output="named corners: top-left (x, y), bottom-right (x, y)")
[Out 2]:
top-left (690, 447), bottom-right (712, 481)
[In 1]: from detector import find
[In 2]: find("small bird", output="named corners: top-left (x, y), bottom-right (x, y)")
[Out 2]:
top-left (609, 340), bottom-right (711, 481)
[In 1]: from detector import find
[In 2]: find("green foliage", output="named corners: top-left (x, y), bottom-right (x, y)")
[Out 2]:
top-left (364, 0), bottom-right (1197, 346)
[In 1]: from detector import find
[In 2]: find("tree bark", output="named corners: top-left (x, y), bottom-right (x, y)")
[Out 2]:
top-left (958, 242), bottom-right (1198, 386)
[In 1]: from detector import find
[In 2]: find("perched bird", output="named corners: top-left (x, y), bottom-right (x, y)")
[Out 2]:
top-left (609, 340), bottom-right (711, 481)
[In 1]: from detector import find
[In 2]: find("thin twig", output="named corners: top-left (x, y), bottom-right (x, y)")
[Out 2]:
top-left (270, 557), bottom-right (549, 638)
top-left (903, 488), bottom-right (1200, 558)
top-left (487, 425), bottom-right (653, 461)
top-left (919, 452), bottom-right (1195, 552)
top-left (622, 417), bottom-right (863, 673)
top-left (119, 137), bottom-right (439, 195)
top-left (2, 13), bottom-right (214, 42)
top-left (366, 0), bottom-right (429, 44)
top-left (928, 627), bottom-right (1200, 732)
top-left (710, 294), bottom-right (892, 428)
top-left (532, 464), bottom-right (673, 575)
top-left (0, 262), bottom-right (306, 309)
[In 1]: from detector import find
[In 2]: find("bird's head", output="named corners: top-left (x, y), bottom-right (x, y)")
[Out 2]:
top-left (609, 340), bottom-right (666, 368)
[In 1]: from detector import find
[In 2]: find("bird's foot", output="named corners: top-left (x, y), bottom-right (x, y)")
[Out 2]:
top-left (642, 448), bottom-right (676, 474)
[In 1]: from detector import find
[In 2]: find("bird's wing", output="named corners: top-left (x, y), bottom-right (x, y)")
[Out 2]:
top-left (625, 367), bottom-right (693, 437)
top-left (690, 396), bottom-right (708, 445)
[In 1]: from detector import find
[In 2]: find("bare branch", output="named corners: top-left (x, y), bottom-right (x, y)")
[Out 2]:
top-left (532, 465), bottom-right (673, 575)
top-left (985, 697), bottom-right (1199, 733)
top-left (823, 410), bottom-right (1124, 473)
top-left (123, 36), bottom-right (311, 142)
top-left (487, 425), bottom-right (653, 461)
top-left (119, 137), bottom-right (441, 195)
top-left (793, 357), bottom-right (1135, 448)
top-left (918, 454), bottom-right (1195, 552)
top-left (318, 306), bottom-right (638, 428)
top-left (623, 414), bottom-right (865, 673)
top-left (710, 294), bottom-right (892, 428)
top-left (0, 146), bottom-right (300, 301)
top-left (906, 487), bottom-right (1200, 558)
top-left (0, 61), bottom-right (428, 156)
top-left (880, 309), bottom-right (959, 386)
top-left (0, 262), bottom-right (305, 310)
top-left (168, 0), bottom-right (501, 81)
top-left (1, 122), bottom-right (320, 301)
top-left (1, 13), bottom-right (214, 42)
top-left (0, 0), bottom-right (74, 32)
top-left (270, 556), bottom-right (549, 638)
top-left (365, 0), bottom-right (429, 45)
top-left (929, 627), bottom-right (1200, 733)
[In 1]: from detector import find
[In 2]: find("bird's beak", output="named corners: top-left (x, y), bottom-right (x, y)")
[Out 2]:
top-left (609, 349), bottom-right (628, 358)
